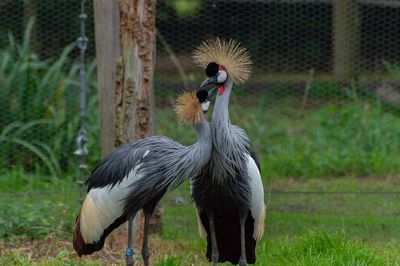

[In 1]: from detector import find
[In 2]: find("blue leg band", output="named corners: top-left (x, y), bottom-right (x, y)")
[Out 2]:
top-left (126, 247), bottom-right (134, 257)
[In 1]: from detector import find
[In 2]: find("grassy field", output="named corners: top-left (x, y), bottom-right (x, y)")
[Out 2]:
top-left (1, 230), bottom-right (399, 265)
top-left (2, 95), bottom-right (400, 265)
top-left (1, 170), bottom-right (400, 265)
top-left (2, 97), bottom-right (400, 265)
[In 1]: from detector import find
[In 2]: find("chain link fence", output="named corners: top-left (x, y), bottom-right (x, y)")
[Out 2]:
top-left (1, 0), bottom-right (400, 176)
top-left (1, 0), bottom-right (400, 247)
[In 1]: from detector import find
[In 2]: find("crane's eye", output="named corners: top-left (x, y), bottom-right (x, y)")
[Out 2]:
top-left (217, 70), bottom-right (227, 83)
top-left (201, 100), bottom-right (210, 112)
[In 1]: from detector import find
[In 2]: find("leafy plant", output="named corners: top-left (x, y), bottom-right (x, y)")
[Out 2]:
top-left (383, 61), bottom-right (400, 81)
top-left (0, 120), bottom-right (60, 177)
top-left (0, 18), bottom-right (99, 175)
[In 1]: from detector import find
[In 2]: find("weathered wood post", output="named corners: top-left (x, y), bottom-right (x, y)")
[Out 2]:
top-left (333, 0), bottom-right (360, 82)
top-left (94, 0), bottom-right (158, 253)
top-left (94, 0), bottom-right (120, 157)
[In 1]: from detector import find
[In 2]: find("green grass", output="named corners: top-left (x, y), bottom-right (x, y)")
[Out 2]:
top-left (0, 169), bottom-right (77, 238)
top-left (1, 170), bottom-right (400, 265)
top-left (155, 231), bottom-right (400, 265)
top-left (2, 83), bottom-right (400, 264)
top-left (260, 230), bottom-right (399, 265)
top-left (244, 99), bottom-right (400, 179)
top-left (1, 231), bottom-right (398, 265)
top-left (163, 178), bottom-right (400, 244)
top-left (2, 167), bottom-right (400, 242)
top-left (154, 94), bottom-right (400, 179)
top-left (0, 249), bottom-right (104, 266)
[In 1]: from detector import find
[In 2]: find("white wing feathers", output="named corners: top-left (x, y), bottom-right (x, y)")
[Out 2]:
top-left (246, 154), bottom-right (266, 241)
top-left (80, 163), bottom-right (144, 244)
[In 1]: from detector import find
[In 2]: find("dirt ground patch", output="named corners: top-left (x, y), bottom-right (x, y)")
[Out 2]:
top-left (0, 234), bottom-right (199, 265)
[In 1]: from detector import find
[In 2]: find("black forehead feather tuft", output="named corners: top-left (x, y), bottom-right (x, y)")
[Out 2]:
top-left (205, 62), bottom-right (219, 77)
top-left (196, 89), bottom-right (208, 103)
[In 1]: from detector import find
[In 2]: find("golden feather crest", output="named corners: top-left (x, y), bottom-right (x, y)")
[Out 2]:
top-left (192, 37), bottom-right (252, 84)
top-left (175, 91), bottom-right (201, 125)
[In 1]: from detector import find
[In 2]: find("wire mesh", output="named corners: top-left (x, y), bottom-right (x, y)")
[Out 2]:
top-left (0, 0), bottom-right (399, 175)
top-left (1, 0), bottom-right (400, 248)
top-left (0, 0), bottom-right (97, 176)
top-left (1, 189), bottom-right (399, 241)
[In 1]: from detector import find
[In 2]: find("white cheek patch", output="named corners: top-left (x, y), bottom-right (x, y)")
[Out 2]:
top-left (217, 70), bottom-right (227, 83)
top-left (201, 101), bottom-right (210, 112)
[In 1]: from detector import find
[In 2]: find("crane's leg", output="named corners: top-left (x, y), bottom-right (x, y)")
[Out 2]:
top-left (125, 214), bottom-right (136, 266)
top-left (206, 209), bottom-right (219, 265)
top-left (142, 211), bottom-right (151, 266)
top-left (238, 208), bottom-right (248, 266)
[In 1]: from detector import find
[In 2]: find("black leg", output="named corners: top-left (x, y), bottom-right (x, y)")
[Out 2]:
top-left (125, 214), bottom-right (135, 266)
top-left (142, 211), bottom-right (151, 266)
top-left (207, 209), bottom-right (219, 265)
top-left (238, 208), bottom-right (248, 266)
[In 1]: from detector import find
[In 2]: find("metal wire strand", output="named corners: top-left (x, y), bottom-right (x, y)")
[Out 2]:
top-left (74, 0), bottom-right (89, 205)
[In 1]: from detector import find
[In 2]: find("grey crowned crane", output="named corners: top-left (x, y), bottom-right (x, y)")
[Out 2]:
top-left (191, 38), bottom-right (266, 265)
top-left (73, 90), bottom-right (212, 266)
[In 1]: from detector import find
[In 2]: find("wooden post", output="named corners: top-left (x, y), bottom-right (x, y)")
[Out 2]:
top-left (333, 0), bottom-right (360, 82)
top-left (94, 0), bottom-right (120, 157)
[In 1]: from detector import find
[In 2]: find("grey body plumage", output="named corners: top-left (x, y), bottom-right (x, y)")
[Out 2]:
top-left (73, 90), bottom-right (212, 266)
top-left (192, 76), bottom-right (258, 265)
top-left (87, 114), bottom-right (211, 217)
top-left (192, 77), bottom-right (253, 209)
top-left (122, 121), bottom-right (211, 215)
top-left (192, 39), bottom-right (265, 265)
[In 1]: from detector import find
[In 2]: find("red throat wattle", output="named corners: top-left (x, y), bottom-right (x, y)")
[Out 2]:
top-left (218, 85), bottom-right (225, 95)
top-left (218, 65), bottom-right (226, 95)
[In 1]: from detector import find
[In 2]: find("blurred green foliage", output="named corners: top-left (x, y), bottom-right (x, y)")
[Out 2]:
top-left (1, 8), bottom-right (400, 180)
top-left (2, 20), bottom-right (400, 179)
top-left (0, 19), bottom-right (99, 176)
top-left (168, 0), bottom-right (201, 18)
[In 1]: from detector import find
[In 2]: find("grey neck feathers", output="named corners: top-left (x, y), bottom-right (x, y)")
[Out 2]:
top-left (188, 119), bottom-right (212, 172)
top-left (193, 118), bottom-right (210, 145)
top-left (164, 118), bottom-right (212, 187)
top-left (212, 78), bottom-right (232, 127)
top-left (210, 76), bottom-right (250, 183)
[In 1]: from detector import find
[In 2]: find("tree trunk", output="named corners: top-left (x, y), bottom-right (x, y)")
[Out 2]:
top-left (333, 0), bottom-right (360, 82)
top-left (115, 0), bottom-right (158, 248)
top-left (94, 0), bottom-right (160, 254)
top-left (114, 0), bottom-right (156, 146)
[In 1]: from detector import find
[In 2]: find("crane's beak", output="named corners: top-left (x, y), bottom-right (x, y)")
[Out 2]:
top-left (207, 86), bottom-right (217, 98)
top-left (200, 76), bottom-right (218, 99)
top-left (200, 75), bottom-right (218, 87)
